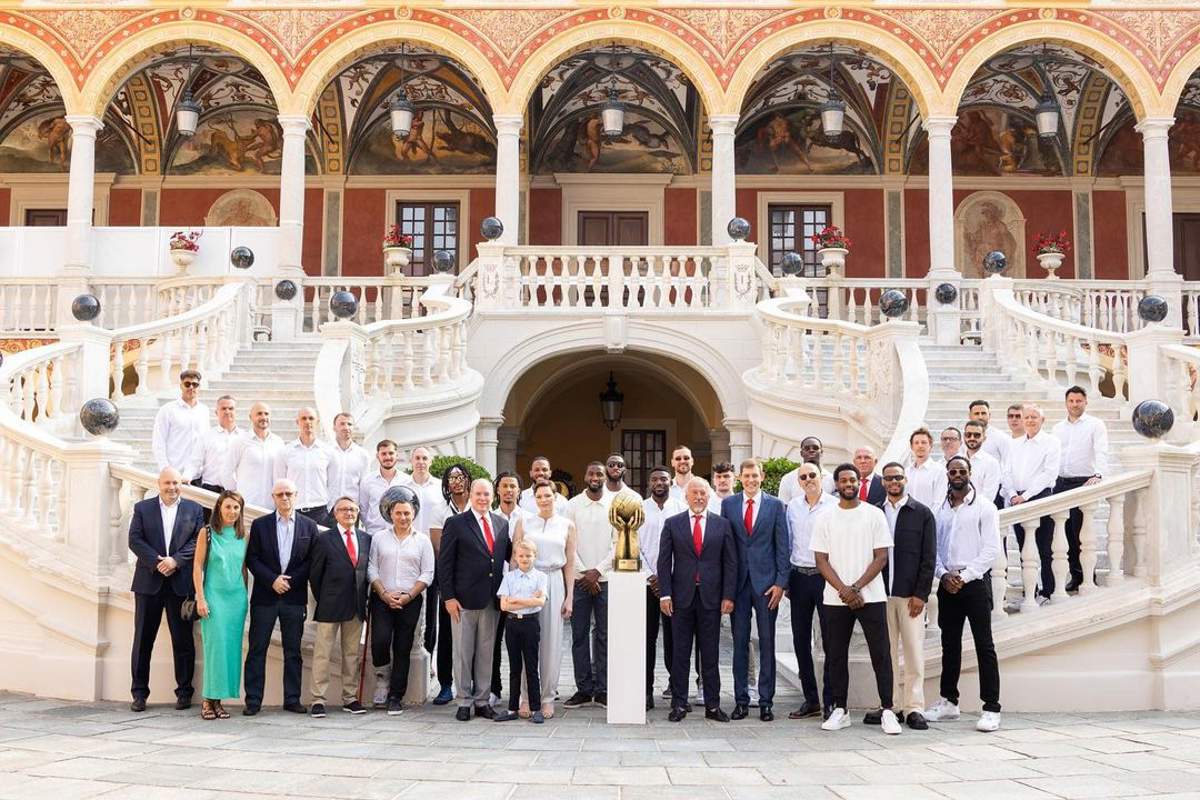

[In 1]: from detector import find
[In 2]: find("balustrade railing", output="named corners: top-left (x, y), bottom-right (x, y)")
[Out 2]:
top-left (1161, 343), bottom-right (1200, 430)
top-left (0, 340), bottom-right (82, 431)
top-left (0, 280), bottom-right (58, 333)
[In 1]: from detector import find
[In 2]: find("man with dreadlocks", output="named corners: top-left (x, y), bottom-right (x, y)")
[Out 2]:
top-left (924, 455), bottom-right (1003, 733)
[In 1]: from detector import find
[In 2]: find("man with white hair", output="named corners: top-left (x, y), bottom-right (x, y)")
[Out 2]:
top-left (226, 402), bottom-right (285, 508)
top-left (1002, 403), bottom-right (1062, 601)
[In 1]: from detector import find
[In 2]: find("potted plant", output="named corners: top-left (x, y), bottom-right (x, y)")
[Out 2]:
top-left (811, 225), bottom-right (851, 275)
top-left (1034, 231), bottom-right (1070, 280)
top-left (168, 230), bottom-right (202, 271)
top-left (382, 225), bottom-right (414, 271)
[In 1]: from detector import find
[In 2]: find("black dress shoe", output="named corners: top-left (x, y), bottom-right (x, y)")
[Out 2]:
top-left (175, 698), bottom-right (192, 711)
top-left (863, 708), bottom-right (883, 725)
top-left (474, 704), bottom-right (496, 720)
top-left (789, 701), bottom-right (821, 719)
top-left (760, 706), bottom-right (774, 722)
top-left (130, 698), bottom-right (146, 712)
top-left (283, 702), bottom-right (308, 714)
top-left (705, 707), bottom-right (730, 722)
top-left (242, 704), bottom-right (260, 717)
top-left (731, 704), bottom-right (749, 720)
top-left (668, 707), bottom-right (687, 722)
top-left (685, 702), bottom-right (694, 713)
top-left (455, 707), bottom-right (471, 722)
top-left (906, 711), bottom-right (929, 730)
top-left (1065, 578), bottom-right (1081, 594)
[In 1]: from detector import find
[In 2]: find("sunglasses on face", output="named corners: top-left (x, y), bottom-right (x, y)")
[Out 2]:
top-left (881, 475), bottom-right (905, 482)
top-left (963, 432), bottom-right (983, 439)
top-left (798, 472), bottom-right (818, 480)
top-left (1007, 413), bottom-right (1022, 418)
top-left (182, 381), bottom-right (200, 388)
top-left (273, 491), bottom-right (295, 497)
top-left (947, 468), bottom-right (971, 476)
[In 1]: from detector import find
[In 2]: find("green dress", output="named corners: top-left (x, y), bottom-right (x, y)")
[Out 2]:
top-left (200, 526), bottom-right (249, 700)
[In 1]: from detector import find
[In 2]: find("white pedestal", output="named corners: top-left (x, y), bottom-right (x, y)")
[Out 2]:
top-left (606, 570), bottom-right (648, 724)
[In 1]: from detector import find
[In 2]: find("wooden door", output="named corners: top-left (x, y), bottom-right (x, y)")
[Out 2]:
top-left (577, 211), bottom-right (649, 246)
top-left (1174, 213), bottom-right (1200, 281)
top-left (24, 209), bottom-right (67, 226)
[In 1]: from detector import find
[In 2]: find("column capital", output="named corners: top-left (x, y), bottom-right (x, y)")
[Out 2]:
top-left (493, 113), bottom-right (524, 135)
top-left (708, 113), bottom-right (739, 135)
top-left (922, 115), bottom-right (957, 137)
top-left (277, 114), bottom-right (310, 135)
top-left (1135, 116), bottom-right (1175, 139)
top-left (65, 114), bottom-right (104, 136)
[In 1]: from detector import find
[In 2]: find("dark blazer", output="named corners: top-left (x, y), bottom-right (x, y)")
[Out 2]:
top-left (657, 511), bottom-right (737, 611)
top-left (310, 525), bottom-right (371, 622)
top-left (247, 512), bottom-right (317, 606)
top-left (877, 496), bottom-right (937, 602)
top-left (437, 509), bottom-right (511, 611)
top-left (128, 497), bottom-right (206, 596)
top-left (862, 475), bottom-right (885, 505)
top-left (722, 492), bottom-right (790, 594)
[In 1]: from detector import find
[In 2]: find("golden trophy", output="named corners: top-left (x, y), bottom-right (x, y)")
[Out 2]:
top-left (609, 493), bottom-right (646, 572)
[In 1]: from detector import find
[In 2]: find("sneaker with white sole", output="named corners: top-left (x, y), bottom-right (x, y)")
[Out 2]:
top-left (924, 698), bottom-right (961, 721)
top-left (821, 707), bottom-right (851, 731)
top-left (373, 668), bottom-right (390, 708)
top-left (880, 709), bottom-right (902, 735)
top-left (976, 711), bottom-right (1001, 732)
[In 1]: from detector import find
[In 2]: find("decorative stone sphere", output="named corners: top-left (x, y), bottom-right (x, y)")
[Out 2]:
top-left (230, 246), bottom-right (255, 269)
top-left (329, 290), bottom-right (358, 319)
top-left (71, 294), bottom-right (101, 322)
top-left (1137, 294), bottom-right (1168, 324)
top-left (432, 249), bottom-right (456, 273)
top-left (79, 397), bottom-right (119, 436)
top-left (879, 289), bottom-right (909, 318)
top-left (780, 251), bottom-right (804, 276)
top-left (983, 250), bottom-right (1008, 274)
top-left (379, 485), bottom-right (421, 522)
top-left (0, 351), bottom-right (4, 370)
top-left (273, 279), bottom-right (297, 301)
top-left (480, 216), bottom-right (504, 241)
top-left (1131, 399), bottom-right (1174, 439)
top-left (935, 282), bottom-right (959, 305)
top-left (726, 217), bottom-right (751, 241)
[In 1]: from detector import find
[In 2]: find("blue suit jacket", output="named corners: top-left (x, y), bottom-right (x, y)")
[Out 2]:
top-left (247, 512), bottom-right (317, 606)
top-left (722, 492), bottom-right (790, 595)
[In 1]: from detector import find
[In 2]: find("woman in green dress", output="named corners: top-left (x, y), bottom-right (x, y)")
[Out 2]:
top-left (192, 490), bottom-right (249, 720)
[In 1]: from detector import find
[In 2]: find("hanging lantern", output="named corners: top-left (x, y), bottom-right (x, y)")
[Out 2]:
top-left (176, 90), bottom-right (201, 138)
top-left (598, 372), bottom-right (624, 431)
top-left (390, 91), bottom-right (414, 139)
top-left (1034, 92), bottom-right (1059, 139)
top-left (601, 87), bottom-right (625, 138)
top-left (820, 97), bottom-right (846, 138)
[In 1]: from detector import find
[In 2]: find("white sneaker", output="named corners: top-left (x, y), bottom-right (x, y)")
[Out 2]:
top-left (881, 709), bottom-right (902, 735)
top-left (821, 708), bottom-right (851, 731)
top-left (749, 687), bottom-right (760, 708)
top-left (924, 698), bottom-right (960, 721)
top-left (372, 670), bottom-right (389, 708)
top-left (976, 711), bottom-right (1001, 732)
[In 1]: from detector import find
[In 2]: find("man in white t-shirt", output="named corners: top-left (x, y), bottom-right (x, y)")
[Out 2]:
top-left (811, 463), bottom-right (899, 735)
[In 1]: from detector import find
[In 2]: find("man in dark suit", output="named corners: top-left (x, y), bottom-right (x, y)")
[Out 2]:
top-left (438, 478), bottom-right (512, 721)
top-left (659, 476), bottom-right (737, 723)
top-left (870, 461), bottom-right (937, 730)
top-left (854, 446), bottom-right (886, 504)
top-left (308, 495), bottom-right (371, 717)
top-left (721, 458), bottom-right (789, 721)
top-left (128, 467), bottom-right (206, 712)
top-left (244, 478), bottom-right (317, 715)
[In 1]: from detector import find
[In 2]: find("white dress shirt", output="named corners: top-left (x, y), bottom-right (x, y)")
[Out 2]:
top-left (152, 398), bottom-right (211, 479)
top-left (368, 530), bottom-right (435, 594)
top-left (1052, 413), bottom-right (1109, 479)
top-left (275, 438), bottom-right (335, 509)
top-left (567, 491), bottom-right (615, 581)
top-left (276, 513), bottom-right (296, 572)
top-left (357, 469), bottom-right (410, 537)
top-left (905, 458), bottom-right (947, 510)
top-left (189, 424), bottom-right (241, 487)
top-left (1002, 430), bottom-right (1062, 502)
top-left (406, 473), bottom-right (445, 533)
top-left (981, 425), bottom-right (1012, 469)
top-left (661, 511), bottom-right (706, 602)
top-left (740, 491), bottom-right (763, 530)
top-left (328, 441), bottom-right (370, 509)
top-left (159, 498), bottom-right (180, 553)
top-left (519, 486), bottom-right (568, 516)
top-left (777, 467), bottom-right (836, 505)
top-left (965, 448), bottom-right (1002, 503)
top-left (785, 492), bottom-right (836, 568)
top-left (641, 495), bottom-right (686, 578)
top-left (934, 497), bottom-right (1002, 583)
top-left (668, 477), bottom-right (693, 505)
top-left (226, 429), bottom-right (286, 509)
top-left (706, 492), bottom-right (732, 514)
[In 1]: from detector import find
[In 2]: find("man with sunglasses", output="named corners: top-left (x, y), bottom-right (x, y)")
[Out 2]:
top-left (152, 370), bottom-right (210, 483)
top-left (962, 420), bottom-right (1001, 505)
top-left (1005, 403), bottom-right (1025, 439)
top-left (967, 400), bottom-right (1012, 470)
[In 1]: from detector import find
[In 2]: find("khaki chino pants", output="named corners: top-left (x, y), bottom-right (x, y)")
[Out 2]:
top-left (311, 618), bottom-right (364, 705)
top-left (886, 595), bottom-right (926, 715)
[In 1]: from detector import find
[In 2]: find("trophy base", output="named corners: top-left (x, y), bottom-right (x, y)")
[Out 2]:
top-left (614, 558), bottom-right (640, 572)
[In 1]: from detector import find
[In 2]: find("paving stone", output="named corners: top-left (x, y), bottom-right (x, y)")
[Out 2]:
top-left (935, 779), bottom-right (1063, 799)
top-left (1019, 774), bottom-right (1158, 798)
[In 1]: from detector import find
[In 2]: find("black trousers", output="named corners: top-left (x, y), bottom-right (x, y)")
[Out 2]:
top-left (670, 601), bottom-right (720, 710)
top-left (1011, 488), bottom-right (1055, 596)
top-left (299, 506), bottom-right (329, 528)
top-left (1054, 476), bottom-right (1091, 584)
top-left (788, 569), bottom-right (831, 710)
top-left (130, 588), bottom-right (195, 701)
top-left (424, 579), bottom-right (454, 688)
top-left (937, 580), bottom-right (1001, 712)
top-left (645, 586), bottom-right (672, 696)
top-left (490, 611), bottom-right (507, 698)
top-left (823, 601), bottom-right (893, 710)
top-left (371, 595), bottom-right (423, 702)
top-left (244, 601), bottom-right (306, 707)
top-left (505, 615), bottom-right (541, 711)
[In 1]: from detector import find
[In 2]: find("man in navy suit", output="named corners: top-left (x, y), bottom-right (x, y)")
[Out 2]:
top-left (244, 478), bottom-right (317, 715)
top-left (659, 476), bottom-right (736, 722)
top-left (128, 467), bottom-right (206, 712)
top-left (722, 458), bottom-right (789, 721)
top-left (854, 447), bottom-right (886, 505)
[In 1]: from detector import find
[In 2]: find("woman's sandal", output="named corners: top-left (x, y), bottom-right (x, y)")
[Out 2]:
top-left (518, 703), bottom-right (531, 719)
top-left (213, 702), bottom-right (231, 719)
top-left (200, 700), bottom-right (217, 721)
top-left (542, 703), bottom-right (555, 720)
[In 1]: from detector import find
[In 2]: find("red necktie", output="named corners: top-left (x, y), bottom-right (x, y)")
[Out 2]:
top-left (343, 529), bottom-right (357, 567)
top-left (480, 514), bottom-right (495, 555)
top-left (744, 498), bottom-right (754, 536)
top-left (692, 515), bottom-right (703, 556)
top-left (860, 480), bottom-right (869, 500)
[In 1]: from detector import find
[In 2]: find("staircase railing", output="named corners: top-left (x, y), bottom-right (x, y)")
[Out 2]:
top-left (0, 279), bottom-right (59, 333)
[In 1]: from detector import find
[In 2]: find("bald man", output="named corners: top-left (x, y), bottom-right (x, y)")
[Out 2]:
top-left (128, 467), bottom-right (206, 712)
top-left (244, 478), bottom-right (318, 715)
top-left (226, 402), bottom-right (285, 509)
top-left (275, 407), bottom-right (335, 526)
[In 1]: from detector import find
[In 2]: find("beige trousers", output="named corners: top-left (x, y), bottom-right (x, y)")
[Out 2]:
top-left (886, 596), bottom-right (926, 715)
top-left (311, 618), bottom-right (364, 705)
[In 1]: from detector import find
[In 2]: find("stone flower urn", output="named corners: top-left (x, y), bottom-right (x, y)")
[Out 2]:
top-left (818, 247), bottom-right (848, 276)
top-left (1037, 251), bottom-right (1064, 280)
top-left (384, 247), bottom-right (412, 272)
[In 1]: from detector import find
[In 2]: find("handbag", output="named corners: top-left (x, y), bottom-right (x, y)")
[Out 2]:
top-left (180, 527), bottom-right (213, 622)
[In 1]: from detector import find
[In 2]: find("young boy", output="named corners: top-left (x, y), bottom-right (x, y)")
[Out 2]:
top-left (495, 539), bottom-right (548, 723)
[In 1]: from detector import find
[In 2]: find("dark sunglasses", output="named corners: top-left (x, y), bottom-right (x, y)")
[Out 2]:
top-left (881, 475), bottom-right (905, 482)
top-left (798, 472), bottom-right (818, 480)
top-left (963, 432), bottom-right (983, 438)
top-left (947, 468), bottom-right (971, 476)
top-left (182, 380), bottom-right (200, 388)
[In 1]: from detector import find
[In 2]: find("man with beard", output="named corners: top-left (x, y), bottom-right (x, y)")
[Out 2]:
top-left (563, 462), bottom-right (614, 708)
top-left (962, 421), bottom-right (1002, 504)
top-left (640, 466), bottom-right (686, 709)
top-left (925, 456), bottom-right (1002, 733)
top-left (427, 463), bottom-right (473, 705)
top-left (668, 446), bottom-right (695, 504)
top-left (778, 437), bottom-right (834, 504)
top-left (603, 453), bottom-right (637, 497)
top-left (519, 457), bottom-right (568, 515)
top-left (785, 462), bottom-right (836, 720)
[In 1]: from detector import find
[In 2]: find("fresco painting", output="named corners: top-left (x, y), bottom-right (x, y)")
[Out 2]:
top-left (735, 108), bottom-right (873, 174)
top-left (350, 108), bottom-right (496, 175)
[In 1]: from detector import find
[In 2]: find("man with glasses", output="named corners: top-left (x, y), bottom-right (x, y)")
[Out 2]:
top-left (244, 478), bottom-right (317, 716)
top-left (668, 446), bottom-right (696, 504)
top-left (785, 462), bottom-right (836, 720)
top-left (939, 428), bottom-right (965, 462)
top-left (778, 437), bottom-right (834, 505)
top-left (968, 400), bottom-right (1012, 470)
top-left (1002, 404), bottom-right (1062, 601)
top-left (1005, 403), bottom-right (1025, 439)
top-left (962, 421), bottom-right (1001, 505)
top-left (152, 370), bottom-right (210, 482)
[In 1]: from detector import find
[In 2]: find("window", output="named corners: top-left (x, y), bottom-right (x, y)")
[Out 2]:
top-left (622, 429), bottom-right (666, 496)
top-left (395, 202), bottom-right (459, 276)
top-left (768, 204), bottom-right (831, 277)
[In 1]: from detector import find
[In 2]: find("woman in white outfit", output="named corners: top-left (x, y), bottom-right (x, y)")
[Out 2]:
top-left (511, 479), bottom-right (576, 718)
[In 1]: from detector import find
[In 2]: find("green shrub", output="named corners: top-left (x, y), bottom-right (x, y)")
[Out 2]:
top-left (760, 456), bottom-right (799, 496)
top-left (424, 455), bottom-right (491, 482)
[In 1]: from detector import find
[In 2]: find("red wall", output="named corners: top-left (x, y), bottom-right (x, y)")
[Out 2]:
top-left (302, 187), bottom-right (323, 277)
top-left (108, 188), bottom-right (141, 226)
top-left (0, 188), bottom-right (9, 225)
top-left (159, 187), bottom-right (279, 227)
top-left (996, 190), bottom-right (1076, 279)
top-left (528, 188), bottom-right (562, 245)
top-left (342, 188), bottom-right (385, 277)
top-left (469, 187), bottom-right (494, 261)
top-left (1093, 191), bottom-right (1129, 280)
top-left (664, 188), bottom-right (697, 245)
top-left (904, 189), bottom-right (930, 276)
top-left (842, 189), bottom-right (885, 278)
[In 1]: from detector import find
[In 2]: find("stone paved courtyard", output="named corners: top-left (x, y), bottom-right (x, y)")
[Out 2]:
top-left (3, 688), bottom-right (1200, 800)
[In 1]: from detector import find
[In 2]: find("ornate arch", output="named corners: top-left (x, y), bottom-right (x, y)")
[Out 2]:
top-left (289, 22), bottom-right (507, 117)
top-left (81, 22), bottom-right (292, 116)
top-left (506, 21), bottom-right (723, 119)
top-left (0, 26), bottom-right (82, 113)
top-left (1162, 47), bottom-right (1200, 117)
top-left (725, 21), bottom-right (941, 119)
top-left (942, 22), bottom-right (1158, 121)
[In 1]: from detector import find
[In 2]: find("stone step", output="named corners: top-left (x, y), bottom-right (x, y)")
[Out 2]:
top-left (208, 377), bottom-right (317, 390)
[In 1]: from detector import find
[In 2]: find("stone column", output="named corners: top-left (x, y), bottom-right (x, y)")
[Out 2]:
top-left (708, 428), bottom-right (731, 467)
top-left (1137, 116), bottom-right (1183, 327)
top-left (493, 114), bottom-right (523, 246)
top-left (924, 116), bottom-right (959, 280)
top-left (476, 416), bottom-right (502, 475)
top-left (726, 421), bottom-right (753, 465)
top-left (497, 427), bottom-right (519, 475)
top-left (59, 116), bottom-right (103, 321)
top-left (709, 114), bottom-right (739, 246)
top-left (277, 114), bottom-right (310, 276)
